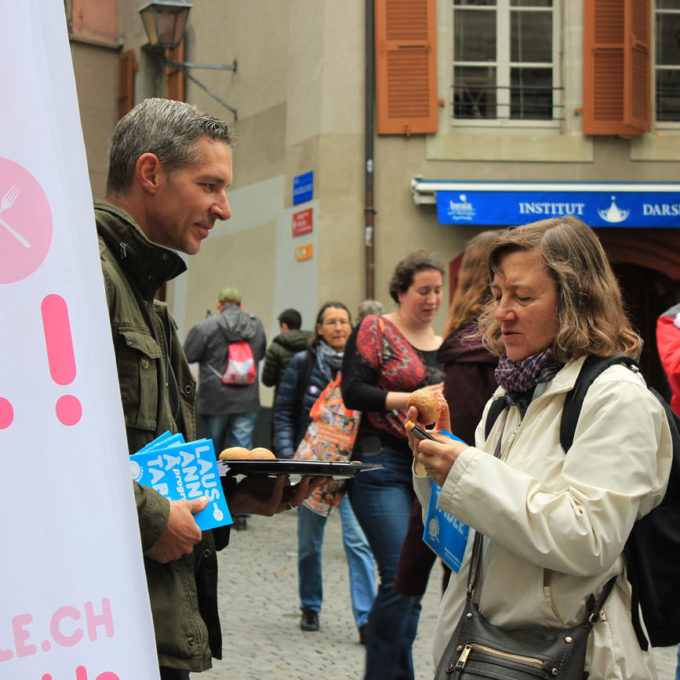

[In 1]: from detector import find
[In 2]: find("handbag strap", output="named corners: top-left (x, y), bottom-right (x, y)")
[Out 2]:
top-left (466, 433), bottom-right (504, 597)
top-left (465, 416), bottom-right (617, 626)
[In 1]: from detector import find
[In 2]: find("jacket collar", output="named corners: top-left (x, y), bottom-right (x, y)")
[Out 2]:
top-left (95, 199), bottom-right (186, 300)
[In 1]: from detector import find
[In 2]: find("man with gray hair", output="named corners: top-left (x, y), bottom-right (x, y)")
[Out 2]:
top-left (97, 98), bottom-right (315, 679)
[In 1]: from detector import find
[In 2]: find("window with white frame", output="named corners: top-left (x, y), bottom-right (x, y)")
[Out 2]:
top-left (452, 0), bottom-right (561, 125)
top-left (655, 0), bottom-right (680, 123)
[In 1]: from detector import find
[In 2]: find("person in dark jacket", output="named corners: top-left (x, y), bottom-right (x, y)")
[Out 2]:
top-left (184, 287), bottom-right (266, 454)
top-left (273, 302), bottom-right (376, 641)
top-left (99, 97), bottom-right (318, 679)
top-left (262, 308), bottom-right (313, 399)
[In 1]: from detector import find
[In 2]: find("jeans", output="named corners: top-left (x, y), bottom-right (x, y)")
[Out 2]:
top-left (297, 496), bottom-right (376, 627)
top-left (347, 444), bottom-right (422, 680)
top-left (202, 410), bottom-right (258, 451)
top-left (676, 644), bottom-right (680, 680)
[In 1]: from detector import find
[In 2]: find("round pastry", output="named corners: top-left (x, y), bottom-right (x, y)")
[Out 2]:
top-left (407, 388), bottom-right (442, 426)
top-left (219, 446), bottom-right (252, 460)
top-left (248, 447), bottom-right (276, 460)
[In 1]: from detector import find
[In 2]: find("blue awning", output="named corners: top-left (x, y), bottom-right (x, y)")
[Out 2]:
top-left (411, 178), bottom-right (680, 228)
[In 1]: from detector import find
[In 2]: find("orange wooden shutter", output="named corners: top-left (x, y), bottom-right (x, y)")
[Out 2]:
top-left (375, 0), bottom-right (437, 135)
top-left (583, 0), bottom-right (650, 136)
top-left (625, 0), bottom-right (651, 131)
top-left (165, 40), bottom-right (186, 102)
top-left (117, 50), bottom-right (136, 120)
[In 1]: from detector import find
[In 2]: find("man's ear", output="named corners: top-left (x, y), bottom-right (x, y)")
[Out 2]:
top-left (135, 153), bottom-right (164, 194)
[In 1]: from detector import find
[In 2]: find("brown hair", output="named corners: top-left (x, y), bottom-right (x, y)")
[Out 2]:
top-left (478, 216), bottom-right (641, 361)
top-left (443, 230), bottom-right (503, 338)
top-left (388, 250), bottom-right (445, 304)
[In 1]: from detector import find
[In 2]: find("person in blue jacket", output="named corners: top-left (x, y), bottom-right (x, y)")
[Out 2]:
top-left (273, 301), bottom-right (376, 642)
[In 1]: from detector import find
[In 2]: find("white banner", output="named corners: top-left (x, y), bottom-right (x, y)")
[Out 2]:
top-left (0, 2), bottom-right (159, 679)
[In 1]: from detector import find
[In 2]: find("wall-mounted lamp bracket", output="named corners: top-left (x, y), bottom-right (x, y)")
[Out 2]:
top-left (163, 57), bottom-right (238, 120)
top-left (143, 44), bottom-right (238, 120)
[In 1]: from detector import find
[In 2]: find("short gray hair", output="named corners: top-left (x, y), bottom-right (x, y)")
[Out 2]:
top-left (357, 299), bottom-right (383, 321)
top-left (106, 98), bottom-right (232, 196)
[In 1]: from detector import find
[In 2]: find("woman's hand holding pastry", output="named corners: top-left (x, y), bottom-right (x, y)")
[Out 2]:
top-left (407, 403), bottom-right (466, 487)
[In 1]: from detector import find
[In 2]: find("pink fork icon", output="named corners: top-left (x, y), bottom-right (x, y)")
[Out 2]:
top-left (0, 184), bottom-right (30, 248)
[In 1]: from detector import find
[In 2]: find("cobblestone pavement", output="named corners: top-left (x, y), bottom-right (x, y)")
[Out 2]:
top-left (197, 508), bottom-right (678, 679)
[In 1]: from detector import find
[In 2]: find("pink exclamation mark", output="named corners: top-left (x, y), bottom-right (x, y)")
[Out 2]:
top-left (0, 397), bottom-right (13, 429)
top-left (41, 294), bottom-right (82, 426)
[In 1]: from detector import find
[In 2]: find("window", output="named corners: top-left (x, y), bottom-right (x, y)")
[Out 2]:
top-left (655, 0), bottom-right (680, 122)
top-left (452, 0), bottom-right (561, 124)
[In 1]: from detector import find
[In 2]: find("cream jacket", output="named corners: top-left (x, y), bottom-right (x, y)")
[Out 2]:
top-left (414, 358), bottom-right (672, 679)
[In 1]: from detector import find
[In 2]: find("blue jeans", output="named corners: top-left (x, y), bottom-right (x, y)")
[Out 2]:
top-left (202, 410), bottom-right (258, 451)
top-left (298, 497), bottom-right (376, 627)
top-left (347, 444), bottom-right (422, 680)
top-left (676, 644), bottom-right (680, 680)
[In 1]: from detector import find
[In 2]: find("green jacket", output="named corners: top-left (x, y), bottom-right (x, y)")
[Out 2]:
top-left (96, 200), bottom-right (224, 672)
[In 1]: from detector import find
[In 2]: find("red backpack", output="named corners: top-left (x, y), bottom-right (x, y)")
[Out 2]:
top-left (220, 340), bottom-right (256, 385)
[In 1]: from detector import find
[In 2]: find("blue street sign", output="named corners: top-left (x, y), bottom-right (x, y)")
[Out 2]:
top-left (293, 171), bottom-right (314, 205)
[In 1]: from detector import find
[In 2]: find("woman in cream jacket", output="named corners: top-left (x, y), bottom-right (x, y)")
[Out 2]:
top-left (411, 217), bottom-right (672, 679)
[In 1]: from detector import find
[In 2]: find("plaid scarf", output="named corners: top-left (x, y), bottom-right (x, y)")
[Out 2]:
top-left (495, 347), bottom-right (563, 408)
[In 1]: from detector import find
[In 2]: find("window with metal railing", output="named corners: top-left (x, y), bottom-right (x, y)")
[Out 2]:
top-left (452, 0), bottom-right (561, 124)
top-left (655, 0), bottom-right (680, 123)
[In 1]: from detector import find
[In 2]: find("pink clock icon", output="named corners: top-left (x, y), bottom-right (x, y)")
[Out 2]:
top-left (0, 158), bottom-right (53, 284)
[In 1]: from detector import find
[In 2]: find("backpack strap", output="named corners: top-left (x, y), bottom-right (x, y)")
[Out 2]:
top-left (559, 354), bottom-right (639, 452)
top-left (484, 396), bottom-right (508, 441)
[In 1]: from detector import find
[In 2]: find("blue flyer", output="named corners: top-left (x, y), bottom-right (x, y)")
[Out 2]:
top-left (137, 431), bottom-right (185, 453)
top-left (422, 429), bottom-right (469, 572)
top-left (130, 436), bottom-right (232, 530)
top-left (135, 430), bottom-right (176, 453)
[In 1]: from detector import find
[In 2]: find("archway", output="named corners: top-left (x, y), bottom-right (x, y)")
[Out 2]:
top-left (597, 229), bottom-right (680, 398)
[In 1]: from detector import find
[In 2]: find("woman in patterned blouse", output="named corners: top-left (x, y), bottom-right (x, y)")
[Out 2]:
top-left (341, 249), bottom-right (445, 680)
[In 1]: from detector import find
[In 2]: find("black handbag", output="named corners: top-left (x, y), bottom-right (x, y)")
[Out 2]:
top-left (434, 434), bottom-right (615, 679)
top-left (434, 533), bottom-right (615, 679)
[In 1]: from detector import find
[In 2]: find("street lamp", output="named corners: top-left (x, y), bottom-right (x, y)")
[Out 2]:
top-left (139, 0), bottom-right (191, 50)
top-left (138, 0), bottom-right (238, 120)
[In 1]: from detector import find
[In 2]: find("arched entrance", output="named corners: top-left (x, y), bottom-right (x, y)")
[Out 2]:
top-left (596, 228), bottom-right (680, 398)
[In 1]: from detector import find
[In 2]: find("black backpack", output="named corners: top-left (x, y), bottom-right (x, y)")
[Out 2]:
top-left (484, 354), bottom-right (680, 650)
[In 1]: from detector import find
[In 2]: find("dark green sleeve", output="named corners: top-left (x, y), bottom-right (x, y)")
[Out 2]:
top-left (134, 481), bottom-right (170, 552)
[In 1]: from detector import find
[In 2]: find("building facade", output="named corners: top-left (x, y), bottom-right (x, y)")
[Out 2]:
top-left (67, 0), bottom-right (680, 395)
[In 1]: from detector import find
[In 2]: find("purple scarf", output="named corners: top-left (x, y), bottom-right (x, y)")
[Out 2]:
top-left (495, 347), bottom-right (563, 403)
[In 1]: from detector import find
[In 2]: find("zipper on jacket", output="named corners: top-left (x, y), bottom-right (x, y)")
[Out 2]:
top-left (452, 643), bottom-right (544, 673)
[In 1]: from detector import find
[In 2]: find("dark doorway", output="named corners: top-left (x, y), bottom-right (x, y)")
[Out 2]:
top-left (609, 262), bottom-right (680, 401)
top-left (596, 228), bottom-right (680, 399)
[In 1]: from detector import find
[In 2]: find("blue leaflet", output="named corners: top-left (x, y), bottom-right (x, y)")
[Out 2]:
top-left (421, 429), bottom-right (469, 572)
top-left (130, 435), bottom-right (232, 530)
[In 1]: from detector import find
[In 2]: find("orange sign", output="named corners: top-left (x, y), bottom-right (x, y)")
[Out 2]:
top-left (292, 208), bottom-right (313, 237)
top-left (295, 243), bottom-right (313, 261)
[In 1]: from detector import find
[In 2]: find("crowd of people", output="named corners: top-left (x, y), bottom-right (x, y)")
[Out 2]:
top-left (98, 97), bottom-right (677, 680)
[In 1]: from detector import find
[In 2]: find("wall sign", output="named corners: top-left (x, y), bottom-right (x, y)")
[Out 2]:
top-left (295, 243), bottom-right (313, 261)
top-left (292, 208), bottom-right (313, 237)
top-left (433, 182), bottom-right (680, 228)
top-left (292, 171), bottom-right (314, 205)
